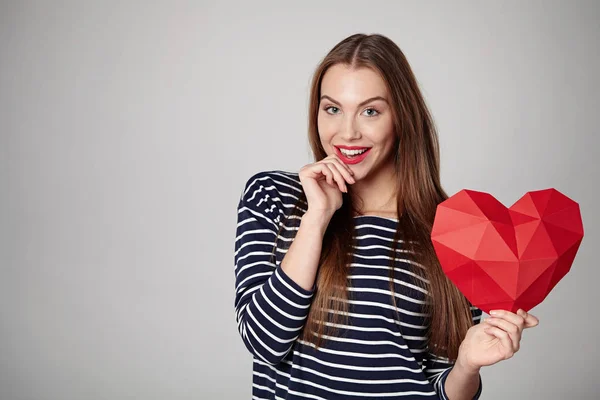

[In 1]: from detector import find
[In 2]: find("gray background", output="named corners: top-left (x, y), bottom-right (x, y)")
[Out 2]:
top-left (1, 1), bottom-right (598, 399)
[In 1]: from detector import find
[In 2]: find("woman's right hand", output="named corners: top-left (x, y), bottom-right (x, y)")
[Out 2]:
top-left (298, 154), bottom-right (356, 218)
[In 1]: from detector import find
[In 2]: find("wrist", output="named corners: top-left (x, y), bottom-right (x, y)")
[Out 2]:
top-left (301, 211), bottom-right (331, 234)
top-left (455, 354), bottom-right (481, 377)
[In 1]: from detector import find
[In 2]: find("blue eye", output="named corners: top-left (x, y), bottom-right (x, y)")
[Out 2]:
top-left (363, 108), bottom-right (379, 117)
top-left (324, 105), bottom-right (380, 117)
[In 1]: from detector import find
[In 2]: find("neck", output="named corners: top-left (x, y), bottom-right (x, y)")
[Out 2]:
top-left (350, 162), bottom-right (400, 215)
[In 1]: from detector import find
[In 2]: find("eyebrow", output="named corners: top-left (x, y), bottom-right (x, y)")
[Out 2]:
top-left (320, 95), bottom-right (388, 108)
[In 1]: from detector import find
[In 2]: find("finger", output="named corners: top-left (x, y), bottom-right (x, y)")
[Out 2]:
top-left (327, 156), bottom-right (355, 182)
top-left (327, 153), bottom-right (355, 177)
top-left (326, 158), bottom-right (356, 185)
top-left (483, 325), bottom-right (515, 360)
top-left (483, 318), bottom-right (520, 352)
top-left (525, 314), bottom-right (539, 328)
top-left (324, 163), bottom-right (347, 192)
top-left (315, 163), bottom-right (335, 187)
top-left (517, 309), bottom-right (540, 328)
top-left (489, 310), bottom-right (525, 331)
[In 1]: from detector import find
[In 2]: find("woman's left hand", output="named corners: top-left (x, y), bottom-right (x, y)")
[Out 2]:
top-left (456, 309), bottom-right (540, 372)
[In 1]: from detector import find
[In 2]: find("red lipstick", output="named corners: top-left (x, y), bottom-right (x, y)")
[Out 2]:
top-left (334, 145), bottom-right (371, 165)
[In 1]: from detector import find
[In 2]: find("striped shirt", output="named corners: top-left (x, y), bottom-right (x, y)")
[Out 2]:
top-left (234, 170), bottom-right (483, 399)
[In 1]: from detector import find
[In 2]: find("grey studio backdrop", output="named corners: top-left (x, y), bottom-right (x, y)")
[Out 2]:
top-left (1, 1), bottom-right (598, 399)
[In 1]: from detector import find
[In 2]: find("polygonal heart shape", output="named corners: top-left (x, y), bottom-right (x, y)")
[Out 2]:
top-left (431, 188), bottom-right (584, 314)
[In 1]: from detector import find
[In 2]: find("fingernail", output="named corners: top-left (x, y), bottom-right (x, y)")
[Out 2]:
top-left (490, 310), bottom-right (499, 316)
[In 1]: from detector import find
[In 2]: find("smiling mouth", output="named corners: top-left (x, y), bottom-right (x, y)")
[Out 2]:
top-left (334, 146), bottom-right (372, 164)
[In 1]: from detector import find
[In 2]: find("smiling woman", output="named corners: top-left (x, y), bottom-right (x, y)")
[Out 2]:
top-left (233, 32), bottom-right (538, 400)
top-left (318, 70), bottom-right (395, 176)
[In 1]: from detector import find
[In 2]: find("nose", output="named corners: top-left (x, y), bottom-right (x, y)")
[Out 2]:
top-left (339, 114), bottom-right (361, 141)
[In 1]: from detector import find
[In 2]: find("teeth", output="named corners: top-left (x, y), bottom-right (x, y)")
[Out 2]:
top-left (339, 148), bottom-right (368, 156)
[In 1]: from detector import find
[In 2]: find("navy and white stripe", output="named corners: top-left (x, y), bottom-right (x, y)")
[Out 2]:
top-left (234, 170), bottom-right (483, 399)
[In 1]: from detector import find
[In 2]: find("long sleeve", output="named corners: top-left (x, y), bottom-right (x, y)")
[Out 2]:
top-left (423, 305), bottom-right (483, 400)
top-left (233, 171), bottom-right (315, 365)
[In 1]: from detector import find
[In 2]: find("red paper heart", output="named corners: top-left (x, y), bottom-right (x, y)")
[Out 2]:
top-left (431, 188), bottom-right (583, 314)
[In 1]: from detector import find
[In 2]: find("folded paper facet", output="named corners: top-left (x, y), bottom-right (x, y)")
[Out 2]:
top-left (431, 188), bottom-right (583, 314)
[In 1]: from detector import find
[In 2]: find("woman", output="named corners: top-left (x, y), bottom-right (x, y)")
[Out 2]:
top-left (234, 33), bottom-right (539, 399)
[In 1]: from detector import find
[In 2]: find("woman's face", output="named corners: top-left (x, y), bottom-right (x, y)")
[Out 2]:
top-left (318, 64), bottom-right (396, 180)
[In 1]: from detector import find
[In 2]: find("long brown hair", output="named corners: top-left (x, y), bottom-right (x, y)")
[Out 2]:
top-left (271, 33), bottom-right (474, 360)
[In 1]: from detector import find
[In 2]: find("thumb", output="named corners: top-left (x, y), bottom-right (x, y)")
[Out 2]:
top-left (518, 309), bottom-right (539, 328)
